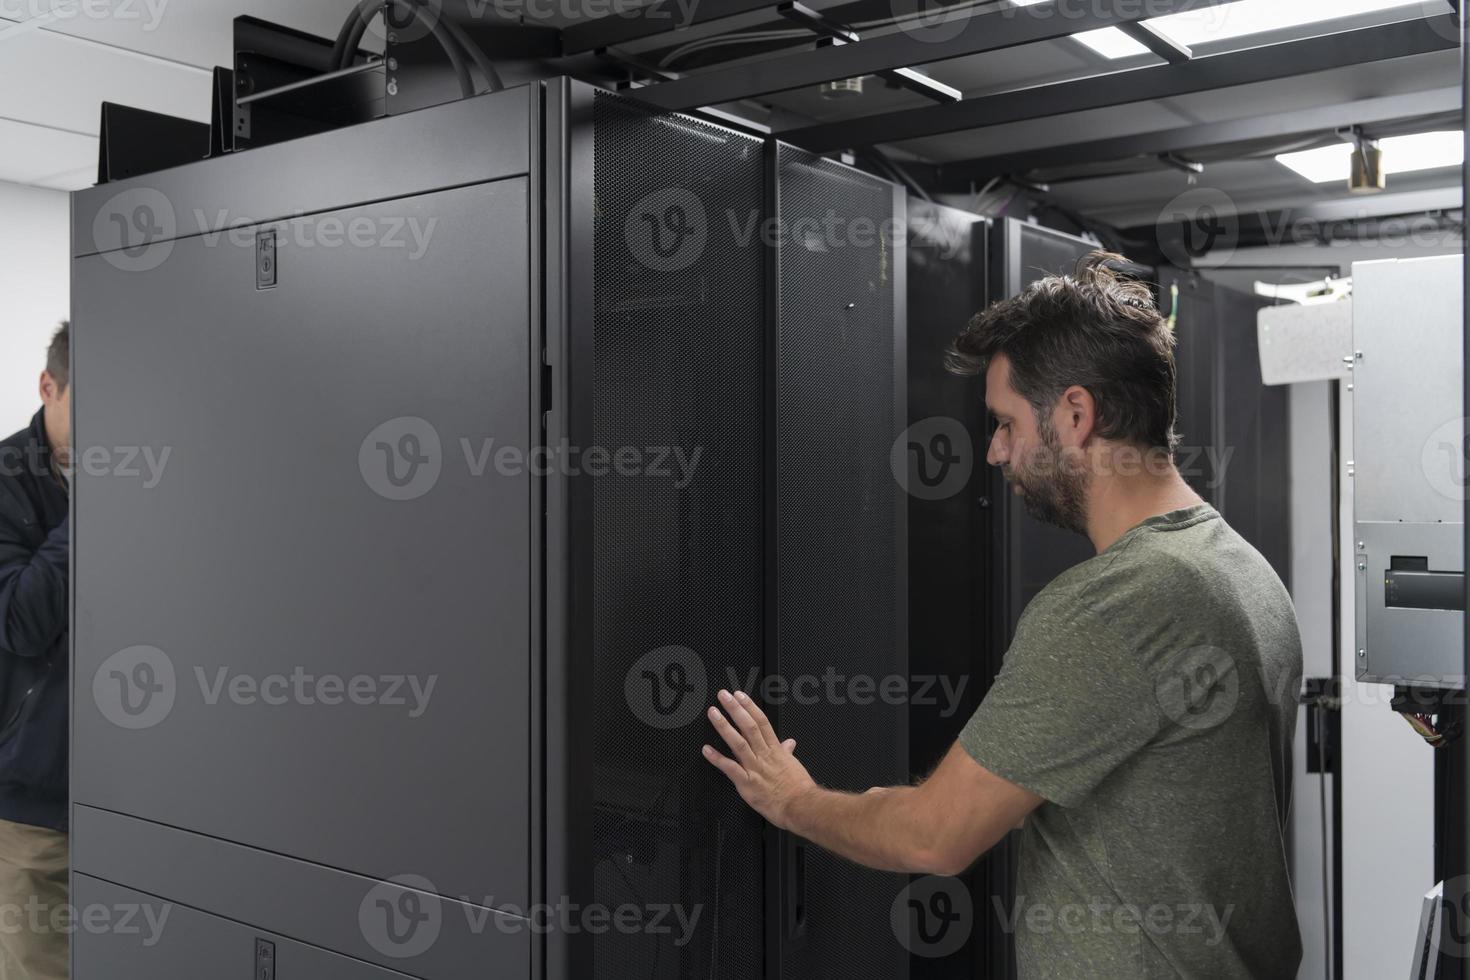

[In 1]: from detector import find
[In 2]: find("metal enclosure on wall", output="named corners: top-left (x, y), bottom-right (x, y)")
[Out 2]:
top-left (1351, 255), bottom-right (1465, 689)
top-left (70, 79), bottom-right (910, 980)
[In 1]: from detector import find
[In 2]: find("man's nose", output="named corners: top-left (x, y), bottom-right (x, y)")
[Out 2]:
top-left (986, 432), bottom-right (1006, 467)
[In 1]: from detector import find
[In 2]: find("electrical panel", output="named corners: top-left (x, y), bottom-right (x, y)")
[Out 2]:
top-left (1352, 255), bottom-right (1466, 690)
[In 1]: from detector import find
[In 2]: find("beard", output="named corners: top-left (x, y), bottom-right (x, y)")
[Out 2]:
top-left (1004, 419), bottom-right (1089, 535)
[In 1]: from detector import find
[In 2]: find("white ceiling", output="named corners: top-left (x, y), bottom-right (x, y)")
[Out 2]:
top-left (0, 0), bottom-right (360, 190)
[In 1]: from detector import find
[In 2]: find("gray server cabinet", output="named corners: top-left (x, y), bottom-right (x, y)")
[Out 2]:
top-left (71, 79), bottom-right (909, 979)
top-left (73, 88), bottom-right (540, 980)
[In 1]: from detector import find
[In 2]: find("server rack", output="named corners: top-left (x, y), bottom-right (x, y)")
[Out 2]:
top-left (70, 79), bottom-right (909, 979)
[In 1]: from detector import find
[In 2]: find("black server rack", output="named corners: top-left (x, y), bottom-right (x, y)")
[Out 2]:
top-left (70, 80), bottom-right (909, 979)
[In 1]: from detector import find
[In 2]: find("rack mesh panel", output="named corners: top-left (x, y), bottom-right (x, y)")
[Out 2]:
top-left (774, 146), bottom-right (909, 980)
top-left (590, 92), bottom-right (766, 980)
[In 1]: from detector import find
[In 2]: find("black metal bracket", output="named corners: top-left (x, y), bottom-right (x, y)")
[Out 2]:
top-left (1300, 678), bottom-right (1341, 774)
top-left (777, 1), bottom-right (960, 105)
top-left (594, 46), bottom-right (676, 90)
top-left (1158, 152), bottom-right (1203, 174)
top-left (97, 103), bottom-right (209, 185)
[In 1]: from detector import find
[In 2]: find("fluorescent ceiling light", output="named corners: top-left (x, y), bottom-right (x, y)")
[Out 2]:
top-left (1015, 0), bottom-right (1432, 61)
top-left (1072, 27), bottom-right (1151, 59)
top-left (1275, 131), bottom-right (1465, 183)
top-left (1008, 0), bottom-right (1152, 56)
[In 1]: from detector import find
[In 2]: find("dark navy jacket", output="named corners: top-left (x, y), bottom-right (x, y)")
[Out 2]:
top-left (0, 410), bottom-right (69, 831)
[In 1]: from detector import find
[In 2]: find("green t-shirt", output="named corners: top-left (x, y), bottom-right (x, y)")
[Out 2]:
top-left (960, 502), bottom-right (1303, 979)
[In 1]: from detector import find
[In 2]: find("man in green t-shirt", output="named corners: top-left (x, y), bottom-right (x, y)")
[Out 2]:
top-left (702, 251), bottom-right (1304, 978)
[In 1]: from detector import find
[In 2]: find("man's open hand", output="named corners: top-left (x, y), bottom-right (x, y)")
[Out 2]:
top-left (702, 689), bottom-right (816, 832)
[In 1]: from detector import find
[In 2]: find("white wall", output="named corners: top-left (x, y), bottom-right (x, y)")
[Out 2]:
top-left (0, 180), bottom-right (71, 437)
top-left (1337, 373), bottom-right (1437, 980)
top-left (1289, 380), bottom-right (1335, 980)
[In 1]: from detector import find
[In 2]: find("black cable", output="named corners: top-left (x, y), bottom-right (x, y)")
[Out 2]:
top-left (1317, 707), bottom-right (1331, 980)
top-left (334, 0), bottom-right (475, 100)
top-left (437, 12), bottom-right (503, 93)
top-left (336, 0), bottom-right (378, 72)
top-left (331, 0), bottom-right (375, 70)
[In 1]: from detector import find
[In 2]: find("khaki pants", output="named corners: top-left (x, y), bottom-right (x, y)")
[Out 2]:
top-left (0, 820), bottom-right (67, 980)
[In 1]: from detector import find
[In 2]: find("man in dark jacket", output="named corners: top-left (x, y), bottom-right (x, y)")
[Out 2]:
top-left (0, 322), bottom-right (71, 979)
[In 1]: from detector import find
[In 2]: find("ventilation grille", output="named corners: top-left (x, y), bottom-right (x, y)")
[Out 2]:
top-left (590, 92), bottom-right (766, 980)
top-left (774, 145), bottom-right (909, 980)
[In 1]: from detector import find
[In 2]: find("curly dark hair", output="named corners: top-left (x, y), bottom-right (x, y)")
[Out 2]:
top-left (947, 250), bottom-right (1178, 453)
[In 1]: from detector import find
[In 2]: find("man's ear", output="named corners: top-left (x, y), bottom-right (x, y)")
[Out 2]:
top-left (38, 371), bottom-right (51, 403)
top-left (1056, 385), bottom-right (1097, 447)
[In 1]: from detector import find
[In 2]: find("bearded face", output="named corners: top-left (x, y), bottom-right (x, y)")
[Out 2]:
top-left (1002, 413), bottom-right (1090, 535)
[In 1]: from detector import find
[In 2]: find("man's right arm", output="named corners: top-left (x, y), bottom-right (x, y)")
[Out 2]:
top-left (0, 505), bottom-right (68, 660)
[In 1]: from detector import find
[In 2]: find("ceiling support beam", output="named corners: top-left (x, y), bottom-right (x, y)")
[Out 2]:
top-left (778, 14), bottom-right (1460, 152)
top-left (932, 86), bottom-right (1465, 188)
top-left (560, 0), bottom-right (782, 56)
top-left (628, 0), bottom-right (1250, 111)
top-left (1118, 21), bottom-right (1192, 63)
